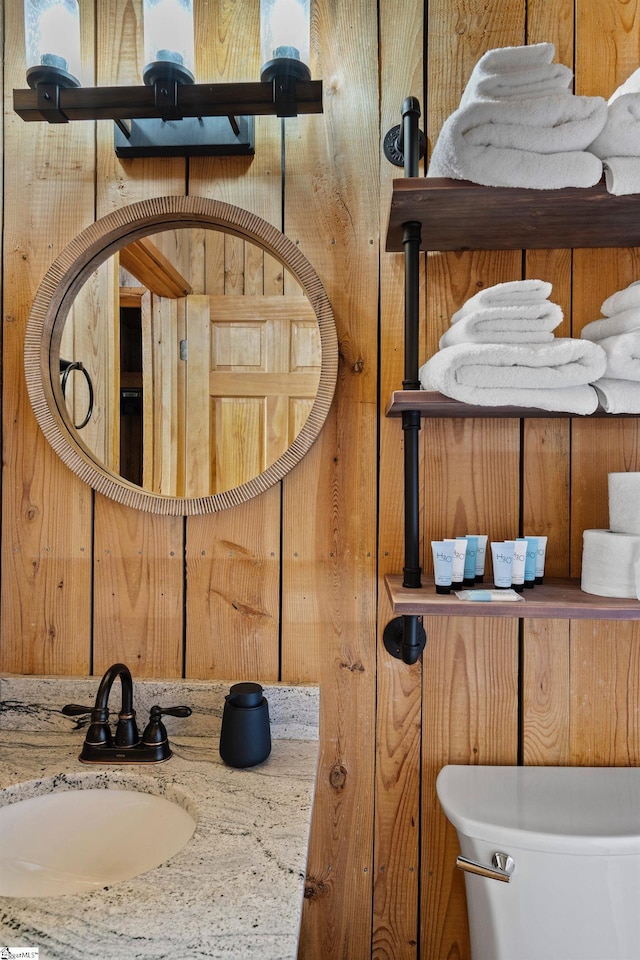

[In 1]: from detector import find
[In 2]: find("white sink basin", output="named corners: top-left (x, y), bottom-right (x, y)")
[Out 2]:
top-left (0, 787), bottom-right (196, 898)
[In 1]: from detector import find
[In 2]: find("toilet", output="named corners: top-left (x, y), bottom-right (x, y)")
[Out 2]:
top-left (436, 765), bottom-right (640, 960)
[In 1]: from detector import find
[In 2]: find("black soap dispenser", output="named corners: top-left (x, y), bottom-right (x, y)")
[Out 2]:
top-left (219, 682), bottom-right (271, 768)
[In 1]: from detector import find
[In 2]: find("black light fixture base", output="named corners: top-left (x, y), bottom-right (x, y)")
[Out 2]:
top-left (142, 60), bottom-right (195, 87)
top-left (114, 114), bottom-right (255, 158)
top-left (260, 57), bottom-right (311, 84)
top-left (27, 63), bottom-right (80, 90)
top-left (383, 616), bottom-right (427, 664)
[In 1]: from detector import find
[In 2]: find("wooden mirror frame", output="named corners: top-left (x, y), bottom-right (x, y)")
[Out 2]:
top-left (25, 196), bottom-right (338, 515)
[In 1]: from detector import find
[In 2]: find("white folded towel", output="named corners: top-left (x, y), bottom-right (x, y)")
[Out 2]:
top-left (593, 378), bottom-right (640, 413)
top-left (440, 302), bottom-right (563, 347)
top-left (459, 43), bottom-right (573, 105)
top-left (419, 339), bottom-right (606, 413)
top-left (451, 279), bottom-right (553, 320)
top-left (602, 157), bottom-right (640, 196)
top-left (588, 94), bottom-right (640, 159)
top-left (419, 376), bottom-right (599, 414)
top-left (427, 95), bottom-right (606, 189)
top-left (581, 308), bottom-right (640, 342)
top-left (598, 331), bottom-right (640, 380)
top-left (601, 280), bottom-right (640, 316)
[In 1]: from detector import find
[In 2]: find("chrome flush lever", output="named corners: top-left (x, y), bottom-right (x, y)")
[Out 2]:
top-left (456, 851), bottom-right (515, 883)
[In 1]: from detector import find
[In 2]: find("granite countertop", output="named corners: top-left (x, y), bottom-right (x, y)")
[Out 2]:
top-left (0, 676), bottom-right (319, 960)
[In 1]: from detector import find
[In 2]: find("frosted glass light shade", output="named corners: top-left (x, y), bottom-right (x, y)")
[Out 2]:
top-left (142, 0), bottom-right (195, 85)
top-left (24, 0), bottom-right (81, 88)
top-left (260, 0), bottom-right (311, 77)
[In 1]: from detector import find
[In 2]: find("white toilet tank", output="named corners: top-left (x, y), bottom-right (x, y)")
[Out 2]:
top-left (436, 765), bottom-right (640, 960)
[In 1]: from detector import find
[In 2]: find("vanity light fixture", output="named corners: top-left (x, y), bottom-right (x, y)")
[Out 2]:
top-left (14, 0), bottom-right (322, 158)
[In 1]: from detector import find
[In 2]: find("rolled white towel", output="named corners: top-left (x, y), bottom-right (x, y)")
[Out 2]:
top-left (593, 379), bottom-right (640, 413)
top-left (601, 280), bottom-right (640, 317)
top-left (459, 43), bottom-right (573, 105)
top-left (451, 279), bottom-right (552, 321)
top-left (581, 308), bottom-right (640, 342)
top-left (440, 302), bottom-right (563, 348)
top-left (598, 331), bottom-right (640, 380)
top-left (427, 96), bottom-right (606, 189)
top-left (602, 156), bottom-right (640, 196)
top-left (419, 339), bottom-right (606, 413)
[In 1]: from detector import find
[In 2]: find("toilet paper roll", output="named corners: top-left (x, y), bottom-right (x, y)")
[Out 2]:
top-left (581, 529), bottom-right (640, 598)
top-left (609, 472), bottom-right (640, 535)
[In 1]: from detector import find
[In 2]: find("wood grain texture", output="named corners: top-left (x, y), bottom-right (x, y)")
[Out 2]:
top-left (1, 0), bottom-right (94, 674)
top-left (282, 1), bottom-right (379, 956)
top-left (522, 620), bottom-right (571, 765)
top-left (92, 0), bottom-right (186, 677)
top-left (186, 0), bottom-right (282, 687)
top-left (570, 620), bottom-right (640, 766)
top-left (388, 181), bottom-right (640, 252)
top-left (92, 503), bottom-right (183, 677)
top-left (375, 0), bottom-right (425, 954)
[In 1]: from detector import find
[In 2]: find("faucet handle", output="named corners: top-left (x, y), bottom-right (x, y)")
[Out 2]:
top-left (62, 703), bottom-right (93, 717)
top-left (156, 705), bottom-right (192, 719)
top-left (141, 705), bottom-right (192, 761)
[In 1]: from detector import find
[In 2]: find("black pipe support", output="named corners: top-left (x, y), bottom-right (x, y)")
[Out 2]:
top-left (402, 409), bottom-right (422, 588)
top-left (382, 96), bottom-right (426, 170)
top-left (402, 221), bottom-right (422, 389)
top-left (383, 616), bottom-right (427, 664)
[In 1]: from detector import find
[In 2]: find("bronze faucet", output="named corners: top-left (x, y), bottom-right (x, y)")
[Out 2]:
top-left (62, 662), bottom-right (191, 763)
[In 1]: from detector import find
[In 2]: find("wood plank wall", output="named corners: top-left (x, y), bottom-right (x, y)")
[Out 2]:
top-left (2, 2), bottom-right (640, 958)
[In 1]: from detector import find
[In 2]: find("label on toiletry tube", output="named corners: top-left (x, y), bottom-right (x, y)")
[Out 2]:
top-left (432, 540), bottom-right (455, 593)
top-left (512, 539), bottom-right (527, 591)
top-left (452, 537), bottom-right (467, 583)
top-left (468, 534), bottom-right (488, 578)
top-left (463, 535), bottom-right (478, 584)
top-left (527, 534), bottom-right (548, 583)
top-left (524, 536), bottom-right (538, 586)
top-left (491, 540), bottom-right (515, 588)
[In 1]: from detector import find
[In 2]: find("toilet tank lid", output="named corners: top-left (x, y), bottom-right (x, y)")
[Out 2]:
top-left (436, 765), bottom-right (640, 855)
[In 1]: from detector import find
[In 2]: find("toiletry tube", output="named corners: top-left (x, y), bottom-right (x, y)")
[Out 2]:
top-left (524, 536), bottom-right (538, 588)
top-left (581, 529), bottom-right (640, 598)
top-left (468, 534), bottom-right (488, 582)
top-left (609, 473), bottom-right (640, 535)
top-left (463, 535), bottom-right (479, 586)
top-left (432, 540), bottom-right (456, 594)
top-left (530, 535), bottom-right (548, 584)
top-left (452, 537), bottom-right (468, 586)
top-left (491, 540), bottom-right (515, 589)
top-left (511, 539), bottom-right (527, 592)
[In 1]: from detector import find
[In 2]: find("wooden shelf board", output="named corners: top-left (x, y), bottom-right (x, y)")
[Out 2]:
top-left (384, 391), bottom-right (634, 419)
top-left (386, 178), bottom-right (640, 252)
top-left (385, 575), bottom-right (640, 620)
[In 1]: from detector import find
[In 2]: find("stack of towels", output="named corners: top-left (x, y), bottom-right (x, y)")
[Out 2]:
top-left (580, 280), bottom-right (640, 412)
top-left (419, 279), bottom-right (608, 414)
top-left (588, 68), bottom-right (640, 195)
top-left (427, 43), bottom-right (608, 189)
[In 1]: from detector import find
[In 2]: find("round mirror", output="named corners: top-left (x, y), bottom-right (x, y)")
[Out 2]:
top-left (25, 197), bottom-right (338, 515)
